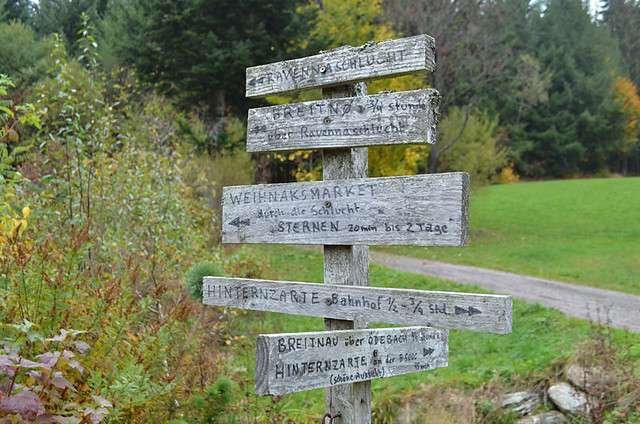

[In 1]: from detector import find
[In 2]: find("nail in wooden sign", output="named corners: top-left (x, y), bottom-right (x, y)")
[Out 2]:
top-left (255, 327), bottom-right (448, 396)
top-left (222, 173), bottom-right (469, 247)
top-left (246, 89), bottom-right (440, 152)
top-left (246, 34), bottom-right (436, 98)
top-left (203, 277), bottom-right (512, 334)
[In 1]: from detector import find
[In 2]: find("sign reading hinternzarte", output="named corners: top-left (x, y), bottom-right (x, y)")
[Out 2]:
top-left (203, 277), bottom-right (513, 334)
top-left (255, 327), bottom-right (448, 396)
top-left (222, 173), bottom-right (469, 246)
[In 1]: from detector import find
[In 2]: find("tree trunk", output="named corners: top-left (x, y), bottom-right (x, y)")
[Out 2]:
top-left (205, 88), bottom-right (226, 138)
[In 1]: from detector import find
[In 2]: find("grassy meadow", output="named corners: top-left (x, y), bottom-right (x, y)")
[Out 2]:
top-left (214, 177), bottom-right (640, 422)
top-left (219, 245), bottom-right (639, 422)
top-left (380, 177), bottom-right (640, 295)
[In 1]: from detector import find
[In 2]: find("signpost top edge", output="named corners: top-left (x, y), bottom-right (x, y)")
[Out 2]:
top-left (246, 34), bottom-right (436, 98)
top-left (221, 171), bottom-right (468, 193)
top-left (202, 276), bottom-right (512, 303)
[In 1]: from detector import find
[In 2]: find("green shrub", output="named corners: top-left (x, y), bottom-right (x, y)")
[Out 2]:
top-left (184, 262), bottom-right (225, 301)
top-left (437, 106), bottom-right (509, 186)
top-left (0, 21), bottom-right (52, 88)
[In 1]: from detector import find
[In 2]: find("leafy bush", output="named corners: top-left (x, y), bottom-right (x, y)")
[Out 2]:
top-left (0, 25), bottom-right (245, 423)
top-left (0, 322), bottom-right (113, 423)
top-left (437, 107), bottom-right (509, 186)
top-left (0, 21), bottom-right (52, 88)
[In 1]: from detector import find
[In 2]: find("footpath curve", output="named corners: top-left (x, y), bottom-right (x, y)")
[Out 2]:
top-left (369, 251), bottom-right (640, 333)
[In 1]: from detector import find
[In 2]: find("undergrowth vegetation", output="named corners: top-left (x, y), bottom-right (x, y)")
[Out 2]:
top-left (0, 21), bottom-right (273, 423)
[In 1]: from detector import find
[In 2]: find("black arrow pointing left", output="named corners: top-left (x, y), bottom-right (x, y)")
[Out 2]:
top-left (229, 217), bottom-right (251, 228)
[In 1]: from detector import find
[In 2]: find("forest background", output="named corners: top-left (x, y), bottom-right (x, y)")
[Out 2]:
top-left (1, 0), bottom-right (639, 423)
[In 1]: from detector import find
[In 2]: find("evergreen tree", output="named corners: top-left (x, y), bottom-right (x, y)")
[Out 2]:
top-left (602, 0), bottom-right (640, 86)
top-left (516, 0), bottom-right (624, 177)
top-left (34, 0), bottom-right (103, 55)
top-left (109, 0), bottom-right (307, 136)
top-left (0, 0), bottom-right (34, 24)
top-left (382, 0), bottom-right (539, 173)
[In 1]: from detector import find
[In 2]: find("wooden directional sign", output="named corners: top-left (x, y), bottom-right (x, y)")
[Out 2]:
top-left (246, 89), bottom-right (440, 152)
top-left (222, 172), bottom-right (469, 246)
top-left (246, 34), bottom-right (436, 98)
top-left (255, 327), bottom-right (448, 396)
top-left (203, 277), bottom-right (512, 334)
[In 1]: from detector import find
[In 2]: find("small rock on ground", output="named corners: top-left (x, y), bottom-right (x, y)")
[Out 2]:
top-left (548, 382), bottom-right (590, 416)
top-left (516, 411), bottom-right (567, 424)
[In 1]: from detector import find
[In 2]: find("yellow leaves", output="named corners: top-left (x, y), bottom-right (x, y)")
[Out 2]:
top-left (612, 76), bottom-right (640, 145)
top-left (7, 128), bottom-right (18, 142)
top-left (299, 0), bottom-right (397, 50)
top-left (497, 163), bottom-right (520, 184)
top-left (1, 201), bottom-right (32, 244)
top-left (369, 145), bottom-right (426, 177)
top-left (274, 151), bottom-right (310, 162)
top-left (12, 218), bottom-right (28, 235)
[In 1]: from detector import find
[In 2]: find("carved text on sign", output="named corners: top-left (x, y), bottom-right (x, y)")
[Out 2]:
top-left (255, 327), bottom-right (448, 396)
top-left (247, 89), bottom-right (440, 152)
top-left (203, 277), bottom-right (513, 334)
top-left (246, 35), bottom-right (436, 98)
top-left (222, 173), bottom-right (469, 246)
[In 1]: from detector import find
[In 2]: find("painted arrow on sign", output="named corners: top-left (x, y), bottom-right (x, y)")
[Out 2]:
top-left (222, 173), bottom-right (469, 247)
top-left (228, 217), bottom-right (251, 228)
top-left (455, 306), bottom-right (483, 316)
top-left (248, 76), bottom-right (265, 87)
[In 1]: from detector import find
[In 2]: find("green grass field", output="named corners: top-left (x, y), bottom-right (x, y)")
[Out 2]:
top-left (219, 244), bottom-right (640, 422)
top-left (380, 177), bottom-right (640, 295)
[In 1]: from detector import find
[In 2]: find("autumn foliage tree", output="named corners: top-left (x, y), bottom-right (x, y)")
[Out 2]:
top-left (612, 76), bottom-right (640, 175)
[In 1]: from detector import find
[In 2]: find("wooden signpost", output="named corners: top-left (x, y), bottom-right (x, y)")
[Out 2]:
top-left (204, 35), bottom-right (513, 423)
top-left (246, 89), bottom-right (441, 152)
top-left (203, 277), bottom-right (512, 334)
top-left (222, 173), bottom-right (469, 246)
top-left (255, 327), bottom-right (448, 396)
top-left (245, 34), bottom-right (435, 98)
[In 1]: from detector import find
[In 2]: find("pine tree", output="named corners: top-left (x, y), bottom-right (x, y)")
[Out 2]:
top-left (516, 0), bottom-right (624, 177)
top-left (109, 0), bottom-right (308, 136)
top-left (0, 0), bottom-right (34, 24)
top-left (602, 0), bottom-right (640, 86)
top-left (35, 0), bottom-right (102, 55)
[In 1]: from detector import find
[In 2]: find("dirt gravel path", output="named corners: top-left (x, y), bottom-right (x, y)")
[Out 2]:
top-left (369, 251), bottom-right (640, 333)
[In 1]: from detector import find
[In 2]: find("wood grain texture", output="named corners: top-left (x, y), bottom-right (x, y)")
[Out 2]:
top-left (321, 83), bottom-right (372, 424)
top-left (246, 34), bottom-right (436, 98)
top-left (254, 327), bottom-right (448, 396)
top-left (202, 277), bottom-right (513, 334)
top-left (246, 89), bottom-right (440, 152)
top-left (221, 173), bottom-right (469, 246)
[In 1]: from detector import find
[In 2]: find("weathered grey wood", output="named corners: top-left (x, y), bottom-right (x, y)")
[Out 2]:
top-left (246, 89), bottom-right (440, 152)
top-left (255, 327), bottom-right (448, 396)
top-left (322, 83), bottom-right (371, 424)
top-left (202, 277), bottom-right (513, 334)
top-left (246, 34), bottom-right (436, 98)
top-left (221, 173), bottom-right (469, 246)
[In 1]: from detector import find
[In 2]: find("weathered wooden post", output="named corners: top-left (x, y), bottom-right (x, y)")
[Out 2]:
top-left (321, 82), bottom-right (371, 423)
top-left (204, 35), bottom-right (513, 423)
